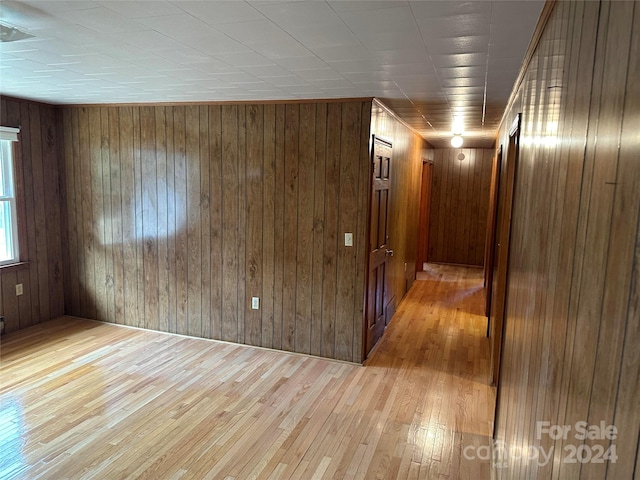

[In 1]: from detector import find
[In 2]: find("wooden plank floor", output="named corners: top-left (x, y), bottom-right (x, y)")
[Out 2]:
top-left (0, 264), bottom-right (495, 479)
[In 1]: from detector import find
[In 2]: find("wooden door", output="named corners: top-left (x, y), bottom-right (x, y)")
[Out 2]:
top-left (365, 137), bottom-right (393, 357)
top-left (489, 115), bottom-right (520, 389)
top-left (484, 146), bottom-right (503, 318)
top-left (416, 161), bottom-right (433, 272)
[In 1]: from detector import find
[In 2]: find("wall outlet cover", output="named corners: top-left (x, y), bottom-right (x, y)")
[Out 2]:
top-left (345, 233), bottom-right (353, 247)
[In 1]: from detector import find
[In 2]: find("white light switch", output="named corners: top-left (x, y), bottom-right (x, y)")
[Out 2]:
top-left (345, 233), bottom-right (353, 247)
top-left (16, 284), bottom-right (23, 296)
top-left (251, 297), bottom-right (259, 310)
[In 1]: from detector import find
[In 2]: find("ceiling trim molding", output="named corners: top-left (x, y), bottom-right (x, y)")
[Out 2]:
top-left (57, 97), bottom-right (375, 109)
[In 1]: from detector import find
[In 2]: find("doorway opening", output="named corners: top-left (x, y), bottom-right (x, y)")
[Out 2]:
top-left (364, 136), bottom-right (394, 358)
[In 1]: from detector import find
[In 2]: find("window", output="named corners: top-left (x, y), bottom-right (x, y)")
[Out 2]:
top-left (0, 127), bottom-right (20, 266)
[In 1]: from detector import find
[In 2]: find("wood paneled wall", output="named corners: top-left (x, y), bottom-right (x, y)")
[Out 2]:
top-left (494, 1), bottom-right (640, 478)
top-left (428, 148), bottom-right (493, 266)
top-left (58, 101), bottom-right (371, 363)
top-left (369, 102), bottom-right (429, 311)
top-left (0, 97), bottom-right (65, 333)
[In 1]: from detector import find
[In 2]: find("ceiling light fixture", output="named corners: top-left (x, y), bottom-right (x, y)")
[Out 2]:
top-left (451, 115), bottom-right (464, 148)
top-left (0, 22), bottom-right (34, 42)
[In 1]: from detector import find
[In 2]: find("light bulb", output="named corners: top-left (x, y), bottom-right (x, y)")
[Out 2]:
top-left (451, 134), bottom-right (463, 148)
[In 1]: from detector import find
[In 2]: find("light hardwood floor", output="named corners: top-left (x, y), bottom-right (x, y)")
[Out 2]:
top-left (0, 264), bottom-right (495, 479)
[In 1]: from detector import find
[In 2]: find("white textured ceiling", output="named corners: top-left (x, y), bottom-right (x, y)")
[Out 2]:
top-left (0, 0), bottom-right (543, 147)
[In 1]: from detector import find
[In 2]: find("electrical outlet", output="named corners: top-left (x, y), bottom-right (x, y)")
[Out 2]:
top-left (16, 284), bottom-right (23, 296)
top-left (251, 297), bottom-right (259, 310)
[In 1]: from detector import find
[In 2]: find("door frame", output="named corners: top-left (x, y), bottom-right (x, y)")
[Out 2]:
top-left (363, 135), bottom-right (393, 360)
top-left (416, 159), bottom-right (434, 272)
top-left (484, 145), bottom-right (503, 320)
top-left (490, 114), bottom-right (520, 385)
top-left (491, 114), bottom-right (521, 438)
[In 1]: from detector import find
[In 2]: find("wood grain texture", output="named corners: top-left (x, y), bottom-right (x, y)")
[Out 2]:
top-left (57, 100), bottom-right (372, 363)
top-left (369, 101), bottom-right (428, 324)
top-left (0, 97), bottom-right (64, 333)
top-left (0, 264), bottom-right (494, 479)
top-left (492, 1), bottom-right (640, 478)
top-left (428, 148), bottom-right (494, 267)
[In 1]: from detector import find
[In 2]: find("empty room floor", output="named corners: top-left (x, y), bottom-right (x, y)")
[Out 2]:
top-left (0, 264), bottom-right (495, 479)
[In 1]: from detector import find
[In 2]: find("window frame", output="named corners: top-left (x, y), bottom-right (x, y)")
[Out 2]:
top-left (0, 127), bottom-right (27, 269)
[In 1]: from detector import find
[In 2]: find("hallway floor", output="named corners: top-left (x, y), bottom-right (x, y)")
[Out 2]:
top-left (1, 264), bottom-right (495, 479)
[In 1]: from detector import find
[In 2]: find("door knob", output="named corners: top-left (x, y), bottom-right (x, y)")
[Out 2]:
top-left (386, 249), bottom-right (394, 256)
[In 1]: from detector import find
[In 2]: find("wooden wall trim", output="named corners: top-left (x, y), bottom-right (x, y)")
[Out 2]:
top-left (31, 97), bottom-right (375, 109)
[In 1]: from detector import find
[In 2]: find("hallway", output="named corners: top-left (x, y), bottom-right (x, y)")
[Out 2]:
top-left (366, 263), bottom-right (495, 478)
top-left (0, 265), bottom-right (495, 479)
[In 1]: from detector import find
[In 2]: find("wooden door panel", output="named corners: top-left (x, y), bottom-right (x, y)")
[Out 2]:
top-left (366, 137), bottom-right (392, 357)
top-left (490, 116), bottom-right (520, 389)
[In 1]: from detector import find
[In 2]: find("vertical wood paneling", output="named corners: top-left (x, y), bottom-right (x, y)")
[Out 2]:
top-left (19, 102), bottom-right (41, 326)
top-left (1, 270), bottom-right (18, 330)
top-left (165, 108), bottom-right (177, 333)
top-left (606, 4), bottom-right (640, 476)
top-left (335, 102), bottom-right (361, 361)
top-left (120, 106), bottom-right (137, 329)
top-left (100, 108), bottom-right (114, 325)
top-left (477, 150), bottom-right (493, 266)
top-left (237, 105), bottom-right (247, 344)
top-left (108, 108), bottom-right (124, 325)
top-left (54, 99), bottom-right (372, 363)
top-left (30, 104), bottom-right (51, 323)
top-left (41, 106), bottom-right (63, 320)
top-left (311, 103), bottom-right (327, 357)
top-left (199, 106), bottom-right (211, 340)
top-left (0, 97), bottom-right (64, 333)
top-left (89, 108), bottom-right (105, 323)
top-left (321, 103), bottom-right (341, 359)
top-left (273, 104), bottom-right (285, 352)
top-left (156, 107), bottom-right (168, 333)
top-left (71, 108), bottom-right (84, 319)
top-left (221, 105), bottom-right (238, 343)
top-left (61, 109), bottom-right (76, 315)
top-left (261, 105), bottom-right (276, 349)
top-left (133, 107), bottom-right (144, 328)
top-left (246, 104), bottom-right (263, 347)
top-left (295, 103), bottom-right (315, 355)
top-left (428, 148), bottom-right (494, 266)
top-left (282, 104), bottom-right (299, 352)
top-left (493, 1), bottom-right (640, 479)
top-left (353, 101), bottom-right (372, 362)
top-left (209, 105), bottom-right (222, 340)
top-left (141, 106), bottom-right (158, 332)
top-left (173, 107), bottom-right (188, 335)
top-left (185, 105), bottom-right (201, 337)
